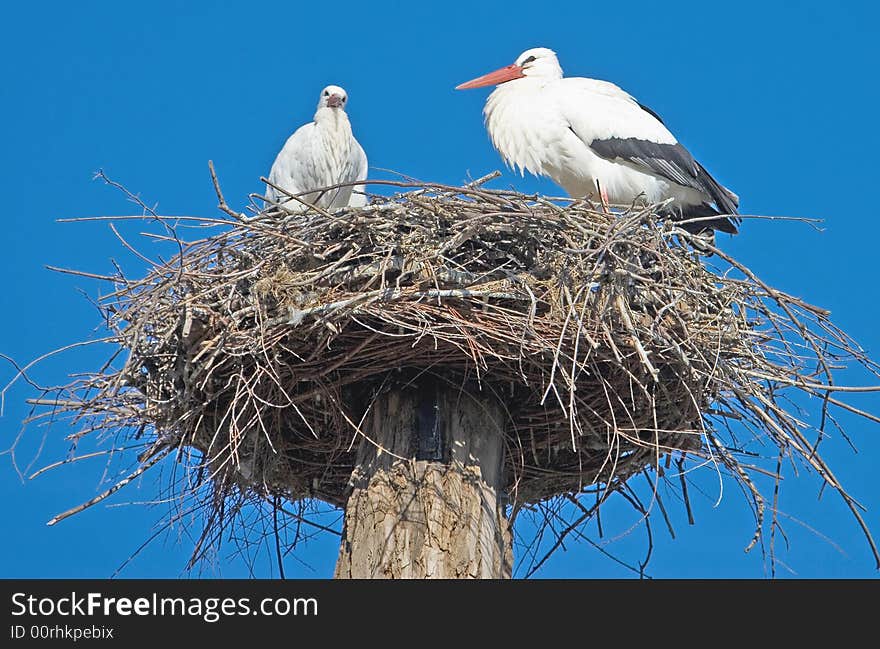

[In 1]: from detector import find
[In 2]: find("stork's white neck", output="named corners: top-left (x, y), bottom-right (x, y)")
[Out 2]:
top-left (310, 107), bottom-right (356, 189)
top-left (482, 77), bottom-right (561, 180)
top-left (314, 106), bottom-right (352, 131)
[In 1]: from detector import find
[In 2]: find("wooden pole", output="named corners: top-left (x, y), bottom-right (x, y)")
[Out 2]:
top-left (334, 380), bottom-right (512, 579)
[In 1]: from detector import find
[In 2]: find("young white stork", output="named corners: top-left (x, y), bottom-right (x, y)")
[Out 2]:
top-left (456, 47), bottom-right (739, 237)
top-left (266, 84), bottom-right (368, 212)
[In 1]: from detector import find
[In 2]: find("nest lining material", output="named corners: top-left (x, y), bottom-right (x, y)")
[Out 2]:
top-left (31, 179), bottom-right (880, 563)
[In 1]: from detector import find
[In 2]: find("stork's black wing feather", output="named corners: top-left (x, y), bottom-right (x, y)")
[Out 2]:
top-left (587, 134), bottom-right (740, 233)
top-left (637, 102), bottom-right (666, 125)
top-left (588, 137), bottom-right (733, 211)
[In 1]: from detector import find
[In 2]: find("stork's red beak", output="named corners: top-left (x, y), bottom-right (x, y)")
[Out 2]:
top-left (327, 94), bottom-right (344, 108)
top-left (455, 64), bottom-right (524, 90)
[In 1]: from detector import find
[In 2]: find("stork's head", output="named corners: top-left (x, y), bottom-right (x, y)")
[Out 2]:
top-left (455, 47), bottom-right (563, 90)
top-left (318, 85), bottom-right (348, 110)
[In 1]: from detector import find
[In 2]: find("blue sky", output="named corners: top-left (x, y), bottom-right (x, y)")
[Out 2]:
top-left (1, 0), bottom-right (878, 579)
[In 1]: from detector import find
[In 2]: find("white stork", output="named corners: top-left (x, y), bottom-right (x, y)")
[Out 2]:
top-left (266, 84), bottom-right (368, 212)
top-left (456, 47), bottom-right (739, 237)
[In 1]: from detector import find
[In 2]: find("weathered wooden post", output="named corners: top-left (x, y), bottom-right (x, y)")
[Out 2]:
top-left (335, 382), bottom-right (512, 578)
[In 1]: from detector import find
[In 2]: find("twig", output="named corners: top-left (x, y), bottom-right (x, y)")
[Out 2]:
top-left (208, 160), bottom-right (248, 222)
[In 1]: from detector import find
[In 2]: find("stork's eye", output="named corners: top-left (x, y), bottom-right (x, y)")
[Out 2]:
top-left (521, 55), bottom-right (537, 65)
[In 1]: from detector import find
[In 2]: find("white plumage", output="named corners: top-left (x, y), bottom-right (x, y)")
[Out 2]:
top-left (266, 85), bottom-right (368, 212)
top-left (457, 48), bottom-right (739, 235)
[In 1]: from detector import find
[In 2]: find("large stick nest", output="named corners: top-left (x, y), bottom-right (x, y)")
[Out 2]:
top-left (24, 177), bottom-right (880, 569)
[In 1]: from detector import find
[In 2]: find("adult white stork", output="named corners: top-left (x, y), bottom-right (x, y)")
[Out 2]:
top-left (456, 47), bottom-right (739, 237)
top-left (266, 84), bottom-right (368, 212)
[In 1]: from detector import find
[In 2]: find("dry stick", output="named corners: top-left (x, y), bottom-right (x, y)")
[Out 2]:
top-left (702, 236), bottom-right (831, 320)
top-left (110, 501), bottom-right (205, 579)
top-left (45, 266), bottom-right (124, 282)
top-left (107, 222), bottom-right (161, 268)
top-left (1, 339), bottom-right (115, 414)
top-left (93, 169), bottom-right (158, 217)
top-left (676, 456), bottom-right (696, 525)
top-left (25, 398), bottom-right (84, 408)
top-left (769, 451), bottom-right (785, 577)
top-left (29, 449), bottom-right (126, 479)
top-left (525, 491), bottom-right (617, 578)
top-left (94, 170), bottom-right (187, 264)
top-left (465, 170), bottom-right (502, 188)
top-left (208, 160), bottom-right (248, 222)
top-left (259, 177), bottom-right (339, 221)
top-left (614, 294), bottom-right (659, 382)
top-left (273, 496), bottom-right (286, 579)
top-left (643, 471), bottom-right (676, 539)
top-left (47, 450), bottom-right (170, 526)
top-left (742, 370), bottom-right (880, 393)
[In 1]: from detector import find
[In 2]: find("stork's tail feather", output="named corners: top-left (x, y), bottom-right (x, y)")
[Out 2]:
top-left (668, 202), bottom-right (739, 236)
top-left (721, 185), bottom-right (740, 210)
top-left (689, 160), bottom-right (741, 234)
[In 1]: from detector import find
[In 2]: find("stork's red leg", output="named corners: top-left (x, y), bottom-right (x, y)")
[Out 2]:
top-left (594, 180), bottom-right (610, 214)
top-left (595, 182), bottom-right (610, 214)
